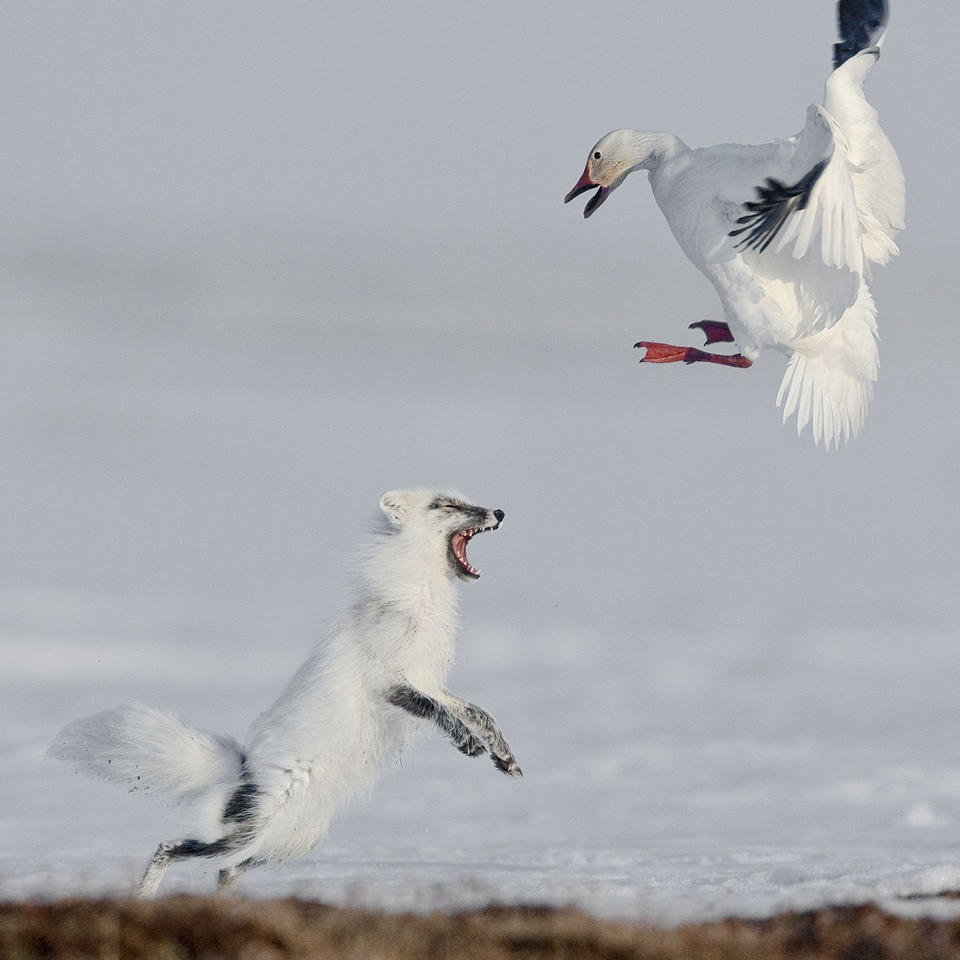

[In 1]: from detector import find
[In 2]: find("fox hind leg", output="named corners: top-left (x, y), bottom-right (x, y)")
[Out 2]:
top-left (137, 835), bottom-right (248, 898)
top-left (216, 856), bottom-right (265, 892)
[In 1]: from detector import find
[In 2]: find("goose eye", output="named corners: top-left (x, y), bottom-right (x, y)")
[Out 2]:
top-left (593, 151), bottom-right (601, 160)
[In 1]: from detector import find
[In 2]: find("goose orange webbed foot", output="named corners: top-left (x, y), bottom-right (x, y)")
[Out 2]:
top-left (634, 341), bottom-right (753, 368)
top-left (688, 320), bottom-right (735, 345)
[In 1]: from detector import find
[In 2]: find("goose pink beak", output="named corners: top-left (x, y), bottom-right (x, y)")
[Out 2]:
top-left (564, 165), bottom-right (608, 218)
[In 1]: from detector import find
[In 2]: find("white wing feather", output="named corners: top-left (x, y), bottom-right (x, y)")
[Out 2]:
top-left (776, 280), bottom-right (879, 449)
top-left (773, 105), bottom-right (863, 279)
top-left (824, 49), bottom-right (905, 265)
top-left (728, 104), bottom-right (863, 335)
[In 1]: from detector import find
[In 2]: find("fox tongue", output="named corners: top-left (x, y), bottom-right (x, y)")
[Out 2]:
top-left (451, 531), bottom-right (479, 577)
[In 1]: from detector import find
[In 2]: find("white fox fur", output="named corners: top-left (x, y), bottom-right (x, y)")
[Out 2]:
top-left (49, 488), bottom-right (519, 896)
top-left (50, 702), bottom-right (244, 800)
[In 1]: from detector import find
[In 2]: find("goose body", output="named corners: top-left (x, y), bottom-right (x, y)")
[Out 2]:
top-left (565, 0), bottom-right (904, 448)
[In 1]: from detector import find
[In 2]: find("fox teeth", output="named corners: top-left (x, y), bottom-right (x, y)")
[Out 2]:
top-left (451, 529), bottom-right (480, 576)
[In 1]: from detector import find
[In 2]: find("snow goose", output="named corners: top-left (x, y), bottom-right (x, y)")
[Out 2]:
top-left (564, 0), bottom-right (904, 448)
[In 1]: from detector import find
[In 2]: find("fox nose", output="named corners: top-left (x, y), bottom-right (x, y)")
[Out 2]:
top-left (493, 509), bottom-right (505, 523)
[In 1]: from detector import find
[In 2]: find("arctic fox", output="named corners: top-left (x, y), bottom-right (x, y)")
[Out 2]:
top-left (49, 488), bottom-right (520, 897)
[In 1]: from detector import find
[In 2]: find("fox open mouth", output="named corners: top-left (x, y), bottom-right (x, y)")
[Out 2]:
top-left (449, 527), bottom-right (485, 580)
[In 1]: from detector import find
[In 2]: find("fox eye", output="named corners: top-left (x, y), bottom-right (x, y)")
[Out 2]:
top-left (441, 503), bottom-right (457, 511)
top-left (593, 151), bottom-right (601, 160)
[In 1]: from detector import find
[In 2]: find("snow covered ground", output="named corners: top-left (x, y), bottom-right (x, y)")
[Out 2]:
top-left (5, 596), bottom-right (960, 922)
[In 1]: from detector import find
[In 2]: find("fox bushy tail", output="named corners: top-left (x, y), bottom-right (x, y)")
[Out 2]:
top-left (49, 701), bottom-right (244, 800)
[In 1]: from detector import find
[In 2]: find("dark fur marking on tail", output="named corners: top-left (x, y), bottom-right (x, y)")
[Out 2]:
top-left (223, 782), bottom-right (259, 824)
top-left (834, 0), bottom-right (888, 69)
top-left (729, 160), bottom-right (828, 254)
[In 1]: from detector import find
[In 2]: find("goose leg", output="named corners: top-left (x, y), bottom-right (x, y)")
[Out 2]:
top-left (635, 341), bottom-right (752, 368)
top-left (688, 320), bottom-right (735, 345)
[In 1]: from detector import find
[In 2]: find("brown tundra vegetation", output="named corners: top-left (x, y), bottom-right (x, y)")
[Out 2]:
top-left (3, 897), bottom-right (960, 960)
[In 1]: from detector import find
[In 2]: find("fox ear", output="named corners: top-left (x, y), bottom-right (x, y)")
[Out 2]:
top-left (379, 490), bottom-right (409, 526)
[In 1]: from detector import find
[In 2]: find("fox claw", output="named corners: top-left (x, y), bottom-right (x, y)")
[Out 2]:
top-left (493, 754), bottom-right (522, 777)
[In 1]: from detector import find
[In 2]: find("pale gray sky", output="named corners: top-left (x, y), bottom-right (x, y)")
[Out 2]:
top-left (0, 0), bottom-right (957, 654)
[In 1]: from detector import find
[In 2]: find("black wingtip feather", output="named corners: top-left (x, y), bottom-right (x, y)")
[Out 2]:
top-left (729, 160), bottom-right (828, 254)
top-left (834, 0), bottom-right (889, 69)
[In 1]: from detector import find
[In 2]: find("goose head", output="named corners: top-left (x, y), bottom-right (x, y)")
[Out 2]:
top-left (565, 130), bottom-right (681, 218)
top-left (564, 131), bottom-right (640, 218)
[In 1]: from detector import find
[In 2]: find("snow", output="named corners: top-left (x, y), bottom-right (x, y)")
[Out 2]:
top-left (2, 496), bottom-right (960, 921)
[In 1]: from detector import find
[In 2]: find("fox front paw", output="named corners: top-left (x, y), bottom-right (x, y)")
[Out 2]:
top-left (492, 753), bottom-right (522, 778)
top-left (457, 734), bottom-right (487, 757)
